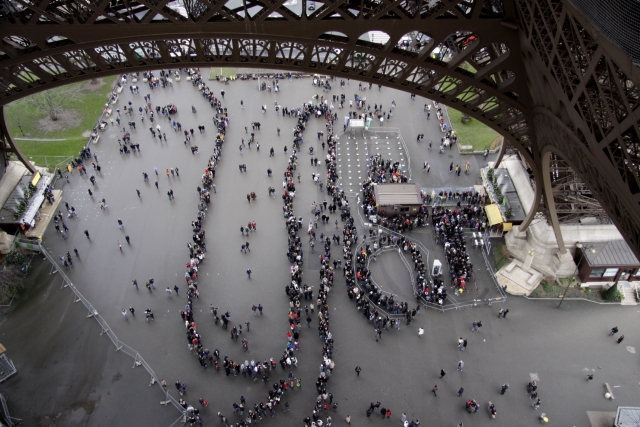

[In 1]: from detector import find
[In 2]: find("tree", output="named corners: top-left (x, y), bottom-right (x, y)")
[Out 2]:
top-left (0, 249), bottom-right (30, 304)
top-left (0, 264), bottom-right (26, 304)
top-left (24, 84), bottom-right (83, 121)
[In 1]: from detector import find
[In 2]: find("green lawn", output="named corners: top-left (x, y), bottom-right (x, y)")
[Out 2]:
top-left (4, 76), bottom-right (117, 164)
top-left (209, 67), bottom-right (238, 80)
top-left (447, 107), bottom-right (502, 152)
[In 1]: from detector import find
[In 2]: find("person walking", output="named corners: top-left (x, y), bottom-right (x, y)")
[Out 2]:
top-left (118, 219), bottom-right (123, 229)
top-left (132, 279), bottom-right (138, 289)
top-left (503, 309), bottom-right (509, 318)
top-left (439, 369), bottom-right (447, 379)
top-left (532, 398), bottom-right (541, 409)
top-left (500, 383), bottom-right (509, 394)
top-left (174, 284), bottom-right (179, 295)
top-left (355, 366), bottom-right (361, 376)
top-left (345, 415), bottom-right (351, 425)
top-left (129, 306), bottom-right (135, 316)
top-left (122, 309), bottom-right (129, 319)
top-left (84, 230), bottom-right (91, 240)
top-left (166, 287), bottom-right (172, 297)
top-left (418, 327), bottom-right (424, 338)
top-left (431, 385), bottom-right (438, 396)
top-left (457, 387), bottom-right (464, 397)
top-left (457, 360), bottom-right (464, 371)
top-left (246, 268), bottom-right (252, 279)
top-left (617, 335), bottom-right (625, 344)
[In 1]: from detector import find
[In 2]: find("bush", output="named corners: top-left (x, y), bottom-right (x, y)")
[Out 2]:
top-left (0, 264), bottom-right (26, 304)
top-left (5, 250), bottom-right (29, 267)
top-left (541, 280), bottom-right (557, 294)
top-left (602, 285), bottom-right (623, 302)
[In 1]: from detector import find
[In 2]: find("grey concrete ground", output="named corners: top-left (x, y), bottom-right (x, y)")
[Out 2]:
top-left (0, 72), bottom-right (638, 427)
top-left (336, 130), bottom-right (408, 195)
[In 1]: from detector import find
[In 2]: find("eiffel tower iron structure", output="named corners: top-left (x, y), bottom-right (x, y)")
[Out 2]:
top-left (0, 0), bottom-right (639, 255)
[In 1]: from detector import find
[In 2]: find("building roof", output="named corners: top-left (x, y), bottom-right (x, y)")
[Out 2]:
top-left (485, 204), bottom-right (503, 226)
top-left (615, 406), bottom-right (640, 427)
top-left (583, 240), bottom-right (640, 267)
top-left (374, 183), bottom-right (421, 205)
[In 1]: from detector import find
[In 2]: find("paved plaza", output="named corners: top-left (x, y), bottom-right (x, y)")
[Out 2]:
top-left (0, 71), bottom-right (638, 427)
top-left (336, 130), bottom-right (408, 195)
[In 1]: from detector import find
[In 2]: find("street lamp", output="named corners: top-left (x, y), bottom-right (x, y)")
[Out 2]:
top-left (558, 242), bottom-right (595, 308)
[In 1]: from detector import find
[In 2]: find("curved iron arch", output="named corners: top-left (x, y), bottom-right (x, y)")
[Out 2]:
top-left (0, 33), bottom-right (533, 147)
top-left (1, 0), bottom-right (640, 257)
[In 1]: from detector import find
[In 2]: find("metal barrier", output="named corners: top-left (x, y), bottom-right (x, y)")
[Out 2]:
top-left (363, 127), bottom-right (412, 182)
top-left (349, 202), bottom-right (504, 312)
top-left (85, 76), bottom-right (123, 148)
top-left (372, 225), bottom-right (507, 310)
top-left (49, 156), bottom-right (75, 187)
top-left (482, 245), bottom-right (509, 300)
top-left (0, 392), bottom-right (22, 426)
top-left (40, 246), bottom-right (186, 424)
top-left (352, 230), bottom-right (431, 315)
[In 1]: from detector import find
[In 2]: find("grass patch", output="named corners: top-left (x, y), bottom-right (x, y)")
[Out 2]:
top-left (541, 280), bottom-right (557, 293)
top-left (492, 242), bottom-right (510, 271)
top-left (529, 278), bottom-right (606, 300)
top-left (447, 107), bottom-right (502, 152)
top-left (459, 62), bottom-right (477, 74)
top-left (209, 67), bottom-right (238, 80)
top-left (4, 76), bottom-right (117, 163)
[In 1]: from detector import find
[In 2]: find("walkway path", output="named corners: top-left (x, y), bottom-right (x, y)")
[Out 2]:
top-left (0, 70), bottom-right (636, 427)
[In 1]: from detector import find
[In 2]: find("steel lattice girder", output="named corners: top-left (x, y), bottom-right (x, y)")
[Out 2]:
top-left (0, 0), bottom-right (534, 149)
top-left (0, 0), bottom-right (640, 255)
top-left (549, 155), bottom-right (609, 223)
top-left (517, 0), bottom-right (640, 255)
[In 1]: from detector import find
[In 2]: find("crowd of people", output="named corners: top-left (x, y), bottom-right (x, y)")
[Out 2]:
top-left (432, 209), bottom-right (475, 293)
top-left (47, 67), bottom-right (511, 427)
top-left (279, 98), bottom-right (341, 427)
top-left (167, 70), bottom-right (326, 426)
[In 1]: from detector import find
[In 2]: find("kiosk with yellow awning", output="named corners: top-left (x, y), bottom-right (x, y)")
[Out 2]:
top-left (485, 204), bottom-right (503, 226)
top-left (484, 203), bottom-right (512, 237)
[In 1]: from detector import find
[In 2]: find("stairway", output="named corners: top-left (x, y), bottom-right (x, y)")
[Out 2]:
top-left (619, 282), bottom-right (638, 306)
